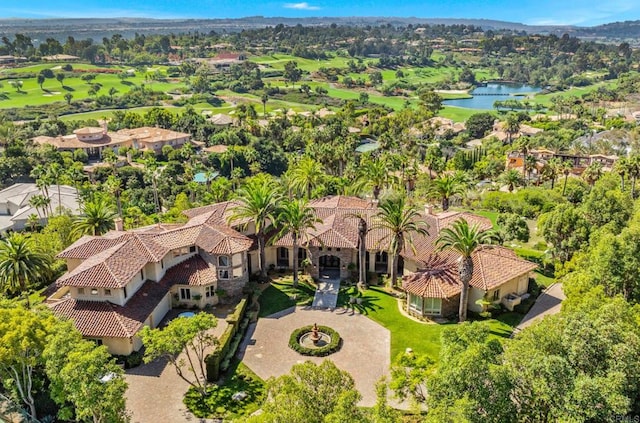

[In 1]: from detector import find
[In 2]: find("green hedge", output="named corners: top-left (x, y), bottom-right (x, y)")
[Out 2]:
top-left (205, 296), bottom-right (250, 382)
top-left (288, 325), bottom-right (342, 357)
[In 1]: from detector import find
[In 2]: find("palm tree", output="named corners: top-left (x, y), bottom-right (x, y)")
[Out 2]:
top-left (229, 175), bottom-right (282, 281)
top-left (427, 174), bottom-right (466, 211)
top-left (514, 137), bottom-right (533, 180)
top-left (37, 73), bottom-right (45, 91)
top-left (47, 163), bottom-right (64, 215)
top-left (261, 93), bottom-right (268, 116)
top-left (561, 161), bottom-right (573, 196)
top-left (289, 157), bottom-right (325, 200)
top-left (629, 155), bottom-right (640, 199)
top-left (582, 161), bottom-right (603, 187)
top-left (372, 195), bottom-right (429, 288)
top-left (542, 157), bottom-right (561, 189)
top-left (504, 113), bottom-right (520, 144)
top-left (104, 175), bottom-right (123, 217)
top-left (500, 169), bottom-right (523, 193)
top-left (436, 219), bottom-right (495, 322)
top-left (72, 195), bottom-right (118, 237)
top-left (28, 194), bottom-right (49, 219)
top-left (0, 233), bottom-right (51, 308)
top-left (358, 157), bottom-right (393, 200)
top-left (614, 157), bottom-right (628, 192)
top-left (276, 199), bottom-right (320, 288)
top-left (26, 214), bottom-right (40, 232)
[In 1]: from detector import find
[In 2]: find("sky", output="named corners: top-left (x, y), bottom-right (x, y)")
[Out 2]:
top-left (2, 0), bottom-right (640, 26)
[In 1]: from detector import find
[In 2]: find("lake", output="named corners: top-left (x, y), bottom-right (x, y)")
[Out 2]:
top-left (443, 83), bottom-right (542, 110)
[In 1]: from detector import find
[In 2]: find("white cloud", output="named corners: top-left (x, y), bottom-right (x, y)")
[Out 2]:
top-left (284, 2), bottom-right (320, 10)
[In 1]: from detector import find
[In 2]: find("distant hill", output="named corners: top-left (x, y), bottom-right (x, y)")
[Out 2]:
top-left (0, 16), bottom-right (638, 42)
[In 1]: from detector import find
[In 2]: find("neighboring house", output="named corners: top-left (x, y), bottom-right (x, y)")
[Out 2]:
top-left (194, 52), bottom-right (246, 71)
top-left (49, 195), bottom-right (537, 353)
top-left (208, 113), bottom-right (235, 127)
top-left (32, 125), bottom-right (191, 158)
top-left (0, 183), bottom-right (80, 232)
top-left (506, 148), bottom-right (618, 176)
top-left (49, 212), bottom-right (252, 355)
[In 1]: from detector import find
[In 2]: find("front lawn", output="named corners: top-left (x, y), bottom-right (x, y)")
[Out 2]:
top-left (257, 273), bottom-right (316, 317)
top-left (340, 286), bottom-right (522, 362)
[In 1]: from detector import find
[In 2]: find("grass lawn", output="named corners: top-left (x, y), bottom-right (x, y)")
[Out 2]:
top-left (257, 273), bottom-right (316, 317)
top-left (439, 105), bottom-right (480, 122)
top-left (339, 286), bottom-right (521, 362)
top-left (184, 359), bottom-right (264, 420)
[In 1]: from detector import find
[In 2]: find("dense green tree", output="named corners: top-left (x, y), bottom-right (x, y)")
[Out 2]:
top-left (289, 157), bottom-right (326, 199)
top-left (0, 233), bottom-right (51, 307)
top-left (465, 112), bottom-right (495, 139)
top-left (249, 361), bottom-right (365, 423)
top-left (538, 203), bottom-right (590, 262)
top-left (497, 213), bottom-right (530, 243)
top-left (141, 312), bottom-right (217, 397)
top-left (427, 174), bottom-right (467, 211)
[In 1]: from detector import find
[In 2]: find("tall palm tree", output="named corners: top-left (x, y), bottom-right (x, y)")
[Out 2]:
top-left (629, 155), bottom-right (640, 199)
top-left (289, 157), bottom-right (325, 200)
top-left (0, 233), bottom-right (51, 308)
top-left (358, 157), bottom-right (393, 200)
top-left (561, 161), bottom-right (573, 196)
top-left (427, 174), bottom-right (466, 211)
top-left (276, 199), bottom-right (320, 288)
top-left (436, 219), bottom-right (495, 322)
top-left (514, 136), bottom-right (534, 180)
top-left (372, 195), bottom-right (429, 288)
top-left (614, 157), bottom-right (628, 192)
top-left (72, 195), bottom-right (118, 237)
top-left (47, 163), bottom-right (64, 215)
top-left (582, 161), bottom-right (603, 187)
top-left (104, 175), bottom-right (123, 217)
top-left (28, 194), bottom-right (49, 219)
top-left (229, 175), bottom-right (282, 281)
top-left (542, 157), bottom-right (561, 189)
top-left (504, 113), bottom-right (520, 144)
top-left (500, 169), bottom-right (523, 193)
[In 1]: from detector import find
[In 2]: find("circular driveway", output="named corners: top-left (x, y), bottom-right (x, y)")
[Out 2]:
top-left (237, 306), bottom-right (391, 407)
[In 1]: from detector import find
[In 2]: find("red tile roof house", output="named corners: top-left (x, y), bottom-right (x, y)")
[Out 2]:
top-left (49, 196), bottom-right (537, 354)
top-left (269, 197), bottom-right (537, 319)
top-left (49, 206), bottom-right (253, 355)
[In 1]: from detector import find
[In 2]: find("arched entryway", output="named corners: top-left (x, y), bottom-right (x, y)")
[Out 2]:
top-left (319, 254), bottom-right (340, 280)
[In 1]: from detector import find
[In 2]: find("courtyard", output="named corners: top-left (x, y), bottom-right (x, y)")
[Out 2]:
top-left (238, 305), bottom-right (391, 407)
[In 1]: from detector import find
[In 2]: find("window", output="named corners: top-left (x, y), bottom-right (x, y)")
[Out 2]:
top-left (219, 269), bottom-right (230, 279)
top-left (189, 246), bottom-right (196, 253)
top-left (409, 294), bottom-right (423, 313)
top-left (424, 298), bottom-right (442, 315)
top-left (218, 255), bottom-right (230, 267)
top-left (180, 288), bottom-right (191, 300)
top-left (77, 288), bottom-right (85, 295)
top-left (492, 290), bottom-right (500, 301)
top-left (140, 269), bottom-right (144, 280)
top-left (104, 289), bottom-right (112, 296)
top-left (89, 338), bottom-right (103, 346)
top-left (205, 285), bottom-right (215, 298)
top-left (123, 286), bottom-right (128, 299)
top-left (91, 288), bottom-right (99, 295)
top-left (161, 259), bottom-right (164, 269)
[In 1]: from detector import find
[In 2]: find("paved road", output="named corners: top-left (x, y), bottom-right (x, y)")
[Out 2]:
top-left (238, 306), bottom-right (391, 407)
top-left (515, 283), bottom-right (565, 333)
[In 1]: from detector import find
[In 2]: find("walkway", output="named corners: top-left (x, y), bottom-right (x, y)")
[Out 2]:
top-left (238, 306), bottom-right (391, 407)
top-left (125, 308), bottom-right (230, 423)
top-left (312, 275), bottom-right (341, 308)
top-left (515, 283), bottom-right (565, 333)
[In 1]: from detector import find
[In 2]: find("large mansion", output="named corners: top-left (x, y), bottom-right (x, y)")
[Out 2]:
top-left (33, 125), bottom-right (191, 158)
top-left (49, 196), bottom-right (536, 355)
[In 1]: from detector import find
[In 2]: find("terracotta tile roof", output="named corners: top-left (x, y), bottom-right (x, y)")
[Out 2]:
top-left (402, 246), bottom-right (537, 298)
top-left (57, 239), bottom-right (151, 289)
top-left (402, 255), bottom-right (461, 299)
top-left (469, 246), bottom-right (538, 291)
top-left (158, 255), bottom-right (217, 287)
top-left (51, 276), bottom-right (173, 338)
top-left (196, 224), bottom-right (254, 255)
top-left (309, 195), bottom-right (374, 210)
top-left (51, 256), bottom-right (216, 339)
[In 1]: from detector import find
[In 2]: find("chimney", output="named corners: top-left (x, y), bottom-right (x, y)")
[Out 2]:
top-left (425, 204), bottom-right (434, 215)
top-left (114, 217), bottom-right (124, 231)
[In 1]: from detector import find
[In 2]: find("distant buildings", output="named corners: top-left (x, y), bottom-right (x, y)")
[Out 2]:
top-left (506, 148), bottom-right (618, 176)
top-left (0, 183), bottom-right (80, 232)
top-left (32, 125), bottom-right (191, 158)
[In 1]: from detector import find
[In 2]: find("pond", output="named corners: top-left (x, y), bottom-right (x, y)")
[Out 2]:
top-left (443, 83), bottom-right (542, 110)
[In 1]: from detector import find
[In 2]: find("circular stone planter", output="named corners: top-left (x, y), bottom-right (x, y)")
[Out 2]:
top-left (289, 325), bottom-right (342, 357)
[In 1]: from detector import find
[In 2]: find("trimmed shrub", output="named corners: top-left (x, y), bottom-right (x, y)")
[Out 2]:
top-left (288, 325), bottom-right (342, 357)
